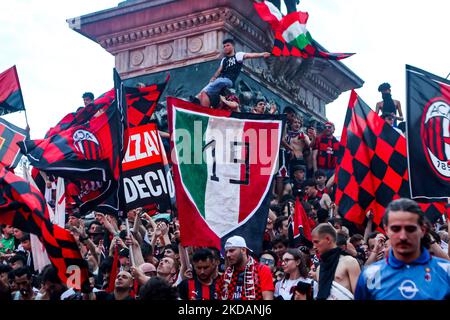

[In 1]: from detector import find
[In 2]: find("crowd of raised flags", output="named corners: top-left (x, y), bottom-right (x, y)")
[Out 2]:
top-left (0, 0), bottom-right (449, 302)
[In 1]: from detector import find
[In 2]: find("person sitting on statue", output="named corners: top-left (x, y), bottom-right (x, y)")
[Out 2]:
top-left (196, 38), bottom-right (270, 108)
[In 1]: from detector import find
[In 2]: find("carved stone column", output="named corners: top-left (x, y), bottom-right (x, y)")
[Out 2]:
top-left (68, 0), bottom-right (363, 124)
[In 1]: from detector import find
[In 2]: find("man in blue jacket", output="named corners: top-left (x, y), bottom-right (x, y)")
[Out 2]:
top-left (355, 198), bottom-right (450, 300)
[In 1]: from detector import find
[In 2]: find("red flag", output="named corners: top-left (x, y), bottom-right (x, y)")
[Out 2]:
top-left (107, 246), bottom-right (119, 293)
top-left (289, 197), bottom-right (312, 246)
top-left (0, 167), bottom-right (88, 290)
top-left (0, 65), bottom-right (25, 115)
top-left (335, 91), bottom-right (410, 227)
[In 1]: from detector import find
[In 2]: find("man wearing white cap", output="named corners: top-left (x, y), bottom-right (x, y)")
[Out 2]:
top-left (216, 236), bottom-right (274, 300)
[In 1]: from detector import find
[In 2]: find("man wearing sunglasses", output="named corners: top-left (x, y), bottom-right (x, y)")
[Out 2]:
top-left (355, 198), bottom-right (450, 300)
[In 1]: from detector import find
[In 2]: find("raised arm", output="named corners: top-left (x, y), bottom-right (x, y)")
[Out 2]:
top-left (243, 52), bottom-right (271, 59)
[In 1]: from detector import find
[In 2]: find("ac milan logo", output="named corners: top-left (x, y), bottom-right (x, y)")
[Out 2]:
top-left (421, 98), bottom-right (450, 181)
top-left (73, 129), bottom-right (100, 159)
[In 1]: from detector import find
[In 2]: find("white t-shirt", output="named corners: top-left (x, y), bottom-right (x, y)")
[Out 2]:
top-left (274, 277), bottom-right (312, 300)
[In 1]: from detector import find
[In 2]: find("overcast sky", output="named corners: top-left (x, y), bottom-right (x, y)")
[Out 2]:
top-left (1, 0), bottom-right (449, 139)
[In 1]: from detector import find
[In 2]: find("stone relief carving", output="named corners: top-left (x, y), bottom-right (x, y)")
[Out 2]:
top-left (159, 43), bottom-right (173, 60)
top-left (130, 50), bottom-right (144, 66)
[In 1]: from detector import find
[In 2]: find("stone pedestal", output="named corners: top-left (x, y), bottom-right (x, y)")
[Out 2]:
top-left (68, 0), bottom-right (363, 124)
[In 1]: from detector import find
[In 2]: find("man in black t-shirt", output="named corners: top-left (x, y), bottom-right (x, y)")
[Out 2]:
top-left (196, 38), bottom-right (271, 107)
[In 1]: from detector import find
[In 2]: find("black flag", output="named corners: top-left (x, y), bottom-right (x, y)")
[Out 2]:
top-left (406, 65), bottom-right (450, 199)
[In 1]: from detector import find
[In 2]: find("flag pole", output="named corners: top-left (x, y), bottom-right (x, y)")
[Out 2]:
top-left (125, 218), bottom-right (135, 267)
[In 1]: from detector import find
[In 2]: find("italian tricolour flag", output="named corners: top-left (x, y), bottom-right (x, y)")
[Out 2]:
top-left (254, 1), bottom-right (354, 60)
top-left (168, 98), bottom-right (284, 253)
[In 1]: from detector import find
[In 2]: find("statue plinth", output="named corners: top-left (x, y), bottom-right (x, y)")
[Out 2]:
top-left (68, 0), bottom-right (363, 124)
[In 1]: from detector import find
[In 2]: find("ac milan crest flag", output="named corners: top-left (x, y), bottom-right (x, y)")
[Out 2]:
top-left (0, 117), bottom-right (28, 169)
top-left (18, 70), bottom-right (128, 214)
top-left (406, 65), bottom-right (450, 199)
top-left (0, 167), bottom-right (88, 290)
top-left (253, 1), bottom-right (354, 60)
top-left (0, 66), bottom-right (25, 116)
top-left (335, 91), bottom-right (410, 227)
top-left (168, 97), bottom-right (284, 254)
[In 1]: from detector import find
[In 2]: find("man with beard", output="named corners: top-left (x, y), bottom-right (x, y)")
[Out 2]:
top-left (312, 122), bottom-right (340, 179)
top-left (217, 236), bottom-right (274, 300)
top-left (178, 248), bottom-right (218, 300)
top-left (375, 82), bottom-right (403, 126)
top-left (85, 271), bottom-right (135, 300)
top-left (312, 224), bottom-right (361, 300)
top-left (355, 199), bottom-right (450, 300)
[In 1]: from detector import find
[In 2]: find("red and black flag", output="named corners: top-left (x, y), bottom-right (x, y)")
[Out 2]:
top-left (418, 200), bottom-right (449, 223)
top-left (126, 74), bottom-right (169, 128)
top-left (45, 89), bottom-right (115, 139)
top-left (0, 117), bottom-right (28, 169)
top-left (18, 70), bottom-right (128, 214)
top-left (335, 91), bottom-right (410, 227)
top-left (288, 197), bottom-right (312, 247)
top-left (0, 167), bottom-right (88, 289)
top-left (0, 66), bottom-right (25, 116)
top-left (406, 65), bottom-right (450, 199)
top-left (254, 1), bottom-right (354, 61)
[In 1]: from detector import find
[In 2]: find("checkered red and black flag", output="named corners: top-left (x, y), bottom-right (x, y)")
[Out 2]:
top-left (18, 73), bottom-right (128, 214)
top-left (0, 117), bottom-right (28, 168)
top-left (335, 90), bottom-right (410, 227)
top-left (0, 167), bottom-right (88, 289)
top-left (418, 200), bottom-right (449, 223)
top-left (126, 74), bottom-right (169, 128)
top-left (272, 32), bottom-right (354, 61)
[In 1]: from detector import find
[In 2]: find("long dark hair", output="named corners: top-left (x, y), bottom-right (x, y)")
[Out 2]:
top-left (284, 249), bottom-right (308, 279)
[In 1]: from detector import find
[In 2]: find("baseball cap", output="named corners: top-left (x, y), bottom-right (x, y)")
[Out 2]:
top-left (224, 236), bottom-right (252, 252)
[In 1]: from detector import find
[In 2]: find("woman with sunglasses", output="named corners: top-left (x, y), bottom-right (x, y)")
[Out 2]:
top-left (274, 249), bottom-right (313, 300)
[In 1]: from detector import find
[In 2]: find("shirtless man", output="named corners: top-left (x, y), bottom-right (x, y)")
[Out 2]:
top-left (286, 117), bottom-right (311, 168)
top-left (375, 83), bottom-right (403, 123)
top-left (312, 223), bottom-right (361, 300)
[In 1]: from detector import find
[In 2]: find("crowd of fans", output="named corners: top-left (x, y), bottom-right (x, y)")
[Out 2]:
top-left (1, 37), bottom-right (449, 302)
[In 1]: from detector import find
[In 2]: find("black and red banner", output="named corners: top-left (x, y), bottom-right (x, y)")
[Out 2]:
top-left (19, 70), bottom-right (128, 214)
top-left (122, 123), bottom-right (174, 212)
top-left (0, 117), bottom-right (28, 168)
top-left (0, 66), bottom-right (25, 116)
top-left (126, 74), bottom-right (169, 128)
top-left (0, 167), bottom-right (88, 290)
top-left (335, 91), bottom-right (410, 227)
top-left (406, 65), bottom-right (450, 199)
